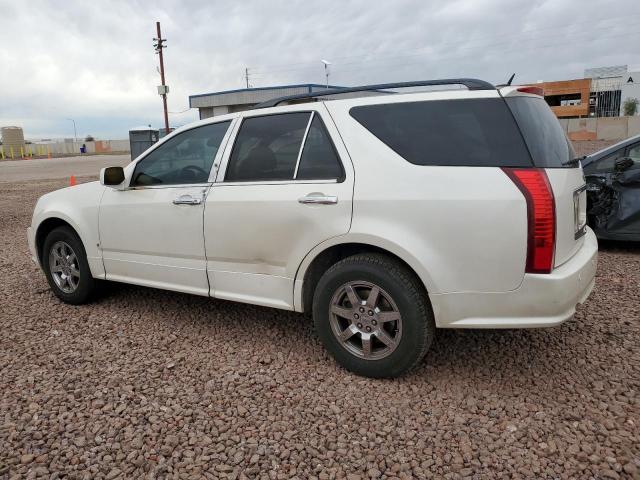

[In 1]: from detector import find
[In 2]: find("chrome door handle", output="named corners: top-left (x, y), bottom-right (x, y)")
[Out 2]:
top-left (173, 194), bottom-right (202, 205)
top-left (298, 193), bottom-right (338, 205)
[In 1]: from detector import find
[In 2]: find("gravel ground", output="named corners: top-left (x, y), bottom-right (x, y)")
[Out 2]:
top-left (1, 178), bottom-right (639, 480)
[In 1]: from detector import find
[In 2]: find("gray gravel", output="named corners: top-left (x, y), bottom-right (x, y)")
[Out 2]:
top-left (1, 178), bottom-right (639, 480)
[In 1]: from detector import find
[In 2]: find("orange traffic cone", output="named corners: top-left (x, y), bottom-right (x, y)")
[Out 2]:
top-left (69, 175), bottom-right (77, 186)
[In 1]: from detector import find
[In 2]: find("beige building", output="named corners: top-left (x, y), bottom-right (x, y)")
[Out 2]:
top-left (1, 126), bottom-right (25, 154)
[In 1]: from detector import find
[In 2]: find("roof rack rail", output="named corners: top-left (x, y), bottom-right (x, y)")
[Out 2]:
top-left (253, 78), bottom-right (495, 109)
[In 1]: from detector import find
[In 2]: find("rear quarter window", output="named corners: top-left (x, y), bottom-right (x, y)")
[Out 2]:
top-left (349, 98), bottom-right (532, 167)
top-left (505, 96), bottom-right (575, 168)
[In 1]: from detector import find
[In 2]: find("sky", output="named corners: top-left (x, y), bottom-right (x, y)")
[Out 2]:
top-left (1, 0), bottom-right (639, 140)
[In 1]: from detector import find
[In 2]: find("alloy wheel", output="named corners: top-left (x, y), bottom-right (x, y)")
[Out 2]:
top-left (329, 281), bottom-right (402, 360)
top-left (48, 241), bottom-right (80, 294)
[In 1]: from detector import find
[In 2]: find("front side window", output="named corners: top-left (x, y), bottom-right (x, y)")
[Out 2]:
top-left (225, 113), bottom-right (310, 182)
top-left (626, 143), bottom-right (640, 170)
top-left (583, 149), bottom-right (625, 174)
top-left (132, 121), bottom-right (230, 187)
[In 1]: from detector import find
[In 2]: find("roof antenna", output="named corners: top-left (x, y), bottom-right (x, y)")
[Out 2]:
top-left (506, 73), bottom-right (516, 86)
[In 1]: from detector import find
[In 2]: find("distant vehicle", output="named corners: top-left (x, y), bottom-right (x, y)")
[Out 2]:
top-left (583, 134), bottom-right (640, 241)
top-left (27, 79), bottom-right (597, 378)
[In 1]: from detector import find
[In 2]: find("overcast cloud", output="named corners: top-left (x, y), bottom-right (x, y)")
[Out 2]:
top-left (1, 0), bottom-right (639, 139)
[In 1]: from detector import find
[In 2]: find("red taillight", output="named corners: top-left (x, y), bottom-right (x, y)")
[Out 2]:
top-left (517, 86), bottom-right (544, 96)
top-left (503, 168), bottom-right (556, 274)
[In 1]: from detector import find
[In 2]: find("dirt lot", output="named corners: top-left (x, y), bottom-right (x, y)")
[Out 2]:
top-left (1, 177), bottom-right (639, 480)
top-left (0, 155), bottom-right (130, 183)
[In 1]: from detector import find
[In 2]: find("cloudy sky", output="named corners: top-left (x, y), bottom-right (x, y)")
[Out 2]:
top-left (1, 0), bottom-right (639, 140)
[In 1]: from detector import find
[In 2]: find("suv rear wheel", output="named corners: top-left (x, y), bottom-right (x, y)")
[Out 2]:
top-left (313, 253), bottom-right (434, 378)
top-left (42, 226), bottom-right (96, 304)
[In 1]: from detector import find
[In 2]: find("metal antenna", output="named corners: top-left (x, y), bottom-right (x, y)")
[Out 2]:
top-left (321, 59), bottom-right (332, 89)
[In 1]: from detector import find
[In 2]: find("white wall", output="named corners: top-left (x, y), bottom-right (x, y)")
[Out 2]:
top-left (620, 71), bottom-right (640, 116)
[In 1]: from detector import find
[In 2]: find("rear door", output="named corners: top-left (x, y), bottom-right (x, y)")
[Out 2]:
top-left (204, 104), bottom-right (354, 310)
top-left (504, 93), bottom-right (587, 267)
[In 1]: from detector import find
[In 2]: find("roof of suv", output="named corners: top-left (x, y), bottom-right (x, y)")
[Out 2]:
top-left (253, 78), bottom-right (496, 109)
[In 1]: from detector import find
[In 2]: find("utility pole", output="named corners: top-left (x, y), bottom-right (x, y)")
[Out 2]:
top-left (245, 67), bottom-right (250, 89)
top-left (154, 21), bottom-right (169, 134)
top-left (66, 118), bottom-right (77, 143)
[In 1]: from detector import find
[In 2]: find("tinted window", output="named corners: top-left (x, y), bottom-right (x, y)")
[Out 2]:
top-left (583, 149), bottom-right (624, 174)
top-left (225, 113), bottom-right (310, 182)
top-left (627, 143), bottom-right (640, 170)
top-left (132, 122), bottom-right (230, 186)
top-left (505, 97), bottom-right (575, 168)
top-left (296, 115), bottom-right (344, 180)
top-left (349, 98), bottom-right (531, 167)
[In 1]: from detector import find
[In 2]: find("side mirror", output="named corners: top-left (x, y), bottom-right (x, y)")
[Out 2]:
top-left (614, 157), bottom-right (634, 172)
top-left (100, 166), bottom-right (125, 187)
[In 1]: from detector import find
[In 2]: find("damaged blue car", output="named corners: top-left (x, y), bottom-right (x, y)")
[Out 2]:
top-left (584, 134), bottom-right (640, 241)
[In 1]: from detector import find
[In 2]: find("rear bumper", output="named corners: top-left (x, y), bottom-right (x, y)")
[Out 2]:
top-left (431, 227), bottom-right (598, 328)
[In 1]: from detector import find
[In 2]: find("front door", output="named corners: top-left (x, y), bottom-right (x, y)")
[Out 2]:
top-left (99, 120), bottom-right (233, 296)
top-left (204, 106), bottom-right (354, 309)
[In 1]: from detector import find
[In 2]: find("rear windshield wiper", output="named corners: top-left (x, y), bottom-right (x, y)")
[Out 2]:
top-left (563, 155), bottom-right (585, 167)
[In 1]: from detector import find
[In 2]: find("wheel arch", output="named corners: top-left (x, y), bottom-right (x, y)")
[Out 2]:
top-left (294, 235), bottom-right (435, 315)
top-left (35, 216), bottom-right (83, 265)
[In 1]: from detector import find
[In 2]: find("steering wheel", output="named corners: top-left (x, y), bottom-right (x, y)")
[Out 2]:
top-left (181, 164), bottom-right (208, 182)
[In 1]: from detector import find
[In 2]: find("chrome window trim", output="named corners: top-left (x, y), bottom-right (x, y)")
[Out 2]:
top-left (293, 112), bottom-right (315, 179)
top-left (208, 118), bottom-right (238, 183)
top-left (126, 183), bottom-right (211, 191)
top-left (212, 178), bottom-right (338, 187)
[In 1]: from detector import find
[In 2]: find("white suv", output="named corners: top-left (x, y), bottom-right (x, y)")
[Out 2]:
top-left (27, 79), bottom-right (598, 377)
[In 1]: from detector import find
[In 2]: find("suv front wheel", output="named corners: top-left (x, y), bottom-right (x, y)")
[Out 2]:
top-left (313, 253), bottom-right (435, 378)
top-left (42, 226), bottom-right (96, 305)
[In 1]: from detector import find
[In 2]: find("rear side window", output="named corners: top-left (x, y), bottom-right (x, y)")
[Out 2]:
top-left (225, 113), bottom-right (310, 182)
top-left (296, 115), bottom-right (344, 180)
top-left (505, 96), bottom-right (575, 168)
top-left (349, 98), bottom-right (532, 167)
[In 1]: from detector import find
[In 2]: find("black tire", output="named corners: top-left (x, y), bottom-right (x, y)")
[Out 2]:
top-left (313, 253), bottom-right (435, 378)
top-left (42, 226), bottom-right (96, 304)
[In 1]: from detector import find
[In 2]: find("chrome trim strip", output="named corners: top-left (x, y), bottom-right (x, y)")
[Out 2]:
top-left (212, 179), bottom-right (338, 187)
top-left (293, 112), bottom-right (314, 179)
top-left (128, 183), bottom-right (211, 190)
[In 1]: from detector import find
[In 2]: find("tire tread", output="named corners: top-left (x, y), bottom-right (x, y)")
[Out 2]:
top-left (314, 252), bottom-right (435, 377)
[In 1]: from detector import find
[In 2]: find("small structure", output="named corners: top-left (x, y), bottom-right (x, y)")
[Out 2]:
top-left (189, 84), bottom-right (343, 119)
top-left (129, 126), bottom-right (159, 160)
top-left (1, 126), bottom-right (25, 156)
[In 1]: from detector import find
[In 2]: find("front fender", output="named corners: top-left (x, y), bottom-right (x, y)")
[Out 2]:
top-left (31, 182), bottom-right (107, 279)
